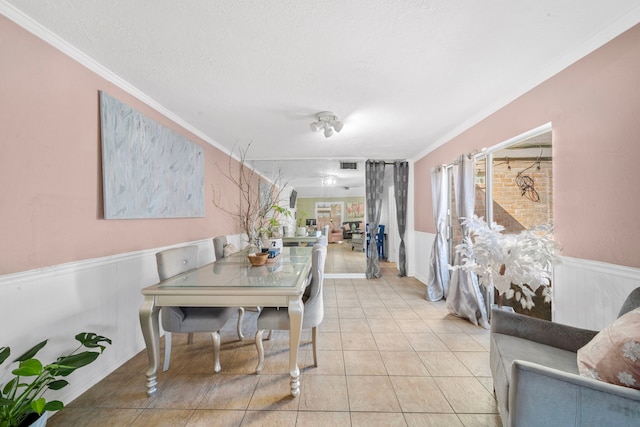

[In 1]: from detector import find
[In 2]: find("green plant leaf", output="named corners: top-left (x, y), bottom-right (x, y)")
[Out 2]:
top-left (0, 347), bottom-right (9, 365)
top-left (75, 333), bottom-right (112, 353)
top-left (31, 397), bottom-right (46, 415)
top-left (43, 400), bottom-right (63, 411)
top-left (0, 397), bottom-right (13, 406)
top-left (13, 340), bottom-right (47, 362)
top-left (12, 359), bottom-right (43, 377)
top-left (2, 378), bottom-right (17, 395)
top-left (46, 380), bottom-right (69, 391)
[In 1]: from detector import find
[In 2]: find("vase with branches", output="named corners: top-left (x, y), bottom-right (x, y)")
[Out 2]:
top-left (451, 215), bottom-right (560, 309)
top-left (212, 144), bottom-right (288, 250)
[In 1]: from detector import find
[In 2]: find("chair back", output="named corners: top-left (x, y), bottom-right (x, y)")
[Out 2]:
top-left (302, 244), bottom-right (327, 328)
top-left (156, 245), bottom-right (199, 280)
top-left (213, 236), bottom-right (228, 260)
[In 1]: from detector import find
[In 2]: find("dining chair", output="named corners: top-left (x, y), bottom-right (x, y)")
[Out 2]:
top-left (156, 245), bottom-right (243, 372)
top-left (254, 243), bottom-right (327, 374)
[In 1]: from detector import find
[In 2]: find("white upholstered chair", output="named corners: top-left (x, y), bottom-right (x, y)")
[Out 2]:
top-left (156, 245), bottom-right (243, 372)
top-left (254, 243), bottom-right (327, 374)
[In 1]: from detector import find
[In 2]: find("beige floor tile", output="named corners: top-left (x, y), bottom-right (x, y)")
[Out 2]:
top-left (339, 318), bottom-right (372, 332)
top-left (359, 298), bottom-right (387, 308)
top-left (390, 377), bottom-right (454, 413)
top-left (48, 408), bottom-right (143, 427)
top-left (417, 352), bottom-right (473, 376)
top-left (344, 350), bottom-right (388, 375)
top-left (367, 317), bottom-right (402, 333)
top-left (380, 351), bottom-right (430, 376)
top-left (405, 333), bottom-right (449, 352)
top-left (241, 410), bottom-right (297, 426)
top-left (362, 307), bottom-right (392, 318)
top-left (336, 297), bottom-right (361, 307)
top-left (319, 317), bottom-right (341, 333)
top-left (477, 376), bottom-right (495, 395)
top-left (341, 332), bottom-right (378, 350)
top-left (404, 413), bottom-right (464, 427)
top-left (469, 333), bottom-right (491, 350)
top-left (197, 374), bottom-right (259, 410)
top-left (298, 375), bottom-right (350, 411)
top-left (347, 376), bottom-right (401, 412)
top-left (295, 411), bottom-right (351, 426)
top-left (131, 409), bottom-right (194, 427)
top-left (457, 413), bottom-right (503, 427)
top-left (68, 373), bottom-right (150, 409)
top-left (437, 333), bottom-right (486, 351)
top-left (453, 351), bottom-right (492, 377)
top-left (351, 412), bottom-right (408, 426)
top-left (147, 374), bottom-right (215, 409)
top-left (301, 350), bottom-right (345, 375)
top-left (338, 306), bottom-right (365, 318)
top-left (317, 332), bottom-right (343, 350)
top-left (395, 318), bottom-right (432, 333)
top-left (433, 377), bottom-right (498, 414)
top-left (373, 332), bottom-right (414, 351)
top-left (186, 409), bottom-right (245, 426)
top-left (424, 319), bottom-right (463, 333)
top-left (248, 375), bottom-right (300, 411)
top-left (387, 307), bottom-right (421, 319)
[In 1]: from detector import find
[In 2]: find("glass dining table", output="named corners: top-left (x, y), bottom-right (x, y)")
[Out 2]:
top-left (139, 246), bottom-right (313, 397)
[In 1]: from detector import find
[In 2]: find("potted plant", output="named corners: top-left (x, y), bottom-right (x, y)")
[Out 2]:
top-left (451, 215), bottom-right (559, 310)
top-left (211, 144), bottom-right (288, 250)
top-left (0, 332), bottom-right (111, 427)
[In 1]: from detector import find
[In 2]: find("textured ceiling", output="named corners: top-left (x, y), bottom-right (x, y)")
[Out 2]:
top-left (3, 0), bottom-right (640, 195)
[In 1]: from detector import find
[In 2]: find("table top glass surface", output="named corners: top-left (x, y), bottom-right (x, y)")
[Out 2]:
top-left (158, 246), bottom-right (312, 289)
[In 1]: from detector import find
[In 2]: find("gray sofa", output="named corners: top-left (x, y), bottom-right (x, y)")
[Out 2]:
top-left (490, 288), bottom-right (640, 427)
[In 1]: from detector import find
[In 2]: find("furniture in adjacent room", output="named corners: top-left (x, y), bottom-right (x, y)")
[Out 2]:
top-left (327, 223), bottom-right (343, 243)
top-left (254, 244), bottom-right (327, 374)
top-left (490, 287), bottom-right (640, 427)
top-left (155, 246), bottom-right (243, 373)
top-left (342, 221), bottom-right (364, 239)
top-left (140, 246), bottom-right (313, 397)
top-left (366, 224), bottom-right (386, 259)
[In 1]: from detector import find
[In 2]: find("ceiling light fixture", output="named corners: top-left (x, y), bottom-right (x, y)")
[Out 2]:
top-left (310, 111), bottom-right (344, 138)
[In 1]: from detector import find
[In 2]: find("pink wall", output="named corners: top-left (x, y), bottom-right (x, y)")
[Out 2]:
top-left (0, 16), bottom-right (240, 275)
top-left (414, 22), bottom-right (640, 269)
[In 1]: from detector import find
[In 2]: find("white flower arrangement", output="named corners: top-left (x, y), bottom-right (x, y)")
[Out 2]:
top-left (451, 215), bottom-right (560, 309)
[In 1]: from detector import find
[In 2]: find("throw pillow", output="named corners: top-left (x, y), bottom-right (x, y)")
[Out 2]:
top-left (223, 243), bottom-right (237, 257)
top-left (577, 307), bottom-right (640, 390)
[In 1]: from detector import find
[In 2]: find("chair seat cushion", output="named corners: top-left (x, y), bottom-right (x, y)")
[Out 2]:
top-left (162, 306), bottom-right (235, 333)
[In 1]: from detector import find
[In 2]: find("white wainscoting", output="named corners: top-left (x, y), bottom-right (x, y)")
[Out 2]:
top-left (412, 232), bottom-right (640, 330)
top-left (553, 256), bottom-right (640, 330)
top-left (0, 237), bottom-right (236, 408)
top-left (412, 231), bottom-right (435, 287)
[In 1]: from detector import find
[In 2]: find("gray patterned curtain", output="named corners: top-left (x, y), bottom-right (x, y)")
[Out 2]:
top-left (393, 161), bottom-right (409, 276)
top-left (365, 160), bottom-right (386, 279)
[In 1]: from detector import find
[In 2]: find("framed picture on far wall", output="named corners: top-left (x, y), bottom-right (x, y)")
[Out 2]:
top-left (315, 202), bottom-right (344, 230)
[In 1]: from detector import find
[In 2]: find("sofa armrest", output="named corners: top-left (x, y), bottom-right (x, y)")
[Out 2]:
top-left (490, 308), bottom-right (598, 353)
top-left (509, 360), bottom-right (640, 427)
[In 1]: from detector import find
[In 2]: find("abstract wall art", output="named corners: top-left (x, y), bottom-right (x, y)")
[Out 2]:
top-left (100, 91), bottom-right (205, 219)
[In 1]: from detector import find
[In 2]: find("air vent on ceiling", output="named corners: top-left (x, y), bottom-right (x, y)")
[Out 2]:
top-left (340, 161), bottom-right (358, 170)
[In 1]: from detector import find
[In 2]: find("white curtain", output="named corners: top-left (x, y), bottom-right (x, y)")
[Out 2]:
top-left (446, 154), bottom-right (489, 329)
top-left (426, 166), bottom-right (449, 301)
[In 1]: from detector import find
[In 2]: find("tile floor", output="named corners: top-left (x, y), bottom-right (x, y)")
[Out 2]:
top-left (48, 243), bottom-right (500, 426)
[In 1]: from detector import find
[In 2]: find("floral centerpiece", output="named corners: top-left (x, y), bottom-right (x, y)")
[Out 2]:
top-left (452, 215), bottom-right (560, 309)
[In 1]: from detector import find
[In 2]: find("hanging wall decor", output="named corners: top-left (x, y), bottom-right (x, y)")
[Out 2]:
top-left (99, 91), bottom-right (204, 219)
